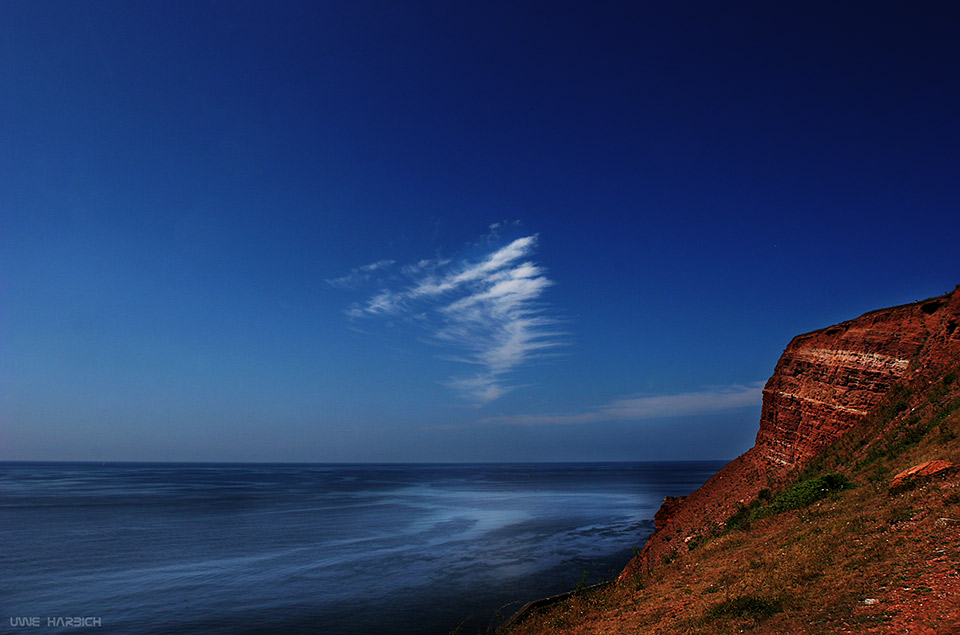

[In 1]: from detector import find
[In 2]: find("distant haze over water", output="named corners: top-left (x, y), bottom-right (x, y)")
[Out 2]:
top-left (1, 461), bottom-right (723, 634)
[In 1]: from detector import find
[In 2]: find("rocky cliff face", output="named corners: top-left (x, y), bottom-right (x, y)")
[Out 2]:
top-left (622, 287), bottom-right (960, 579)
top-left (754, 294), bottom-right (958, 468)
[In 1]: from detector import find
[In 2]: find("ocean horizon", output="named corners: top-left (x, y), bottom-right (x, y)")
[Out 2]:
top-left (1, 460), bottom-right (725, 634)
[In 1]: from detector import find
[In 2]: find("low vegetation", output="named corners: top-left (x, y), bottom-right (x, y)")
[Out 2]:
top-left (725, 472), bottom-right (853, 532)
top-left (705, 595), bottom-right (783, 621)
top-left (499, 368), bottom-right (960, 635)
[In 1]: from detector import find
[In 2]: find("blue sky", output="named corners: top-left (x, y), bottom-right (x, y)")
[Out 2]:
top-left (2, 2), bottom-right (958, 462)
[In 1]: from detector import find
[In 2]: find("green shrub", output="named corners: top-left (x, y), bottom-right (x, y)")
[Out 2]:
top-left (723, 473), bottom-right (853, 532)
top-left (768, 472), bottom-right (853, 513)
top-left (726, 499), bottom-right (763, 531)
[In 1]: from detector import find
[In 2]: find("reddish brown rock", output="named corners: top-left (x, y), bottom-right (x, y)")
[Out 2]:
top-left (653, 496), bottom-right (686, 531)
top-left (621, 287), bottom-right (960, 581)
top-left (890, 460), bottom-right (958, 492)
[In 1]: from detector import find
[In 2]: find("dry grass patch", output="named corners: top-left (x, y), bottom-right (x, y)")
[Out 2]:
top-left (499, 369), bottom-right (960, 635)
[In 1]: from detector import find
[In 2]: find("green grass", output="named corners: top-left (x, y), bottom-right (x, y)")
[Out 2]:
top-left (705, 595), bottom-right (783, 620)
top-left (725, 472), bottom-right (854, 531)
top-left (504, 365), bottom-right (960, 635)
top-left (768, 472), bottom-right (853, 512)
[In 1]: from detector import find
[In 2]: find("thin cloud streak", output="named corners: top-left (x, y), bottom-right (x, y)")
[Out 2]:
top-left (332, 234), bottom-right (564, 403)
top-left (325, 259), bottom-right (396, 289)
top-left (482, 382), bottom-right (764, 425)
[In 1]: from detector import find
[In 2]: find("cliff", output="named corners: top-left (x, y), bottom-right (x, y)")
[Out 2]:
top-left (505, 287), bottom-right (960, 634)
top-left (621, 286), bottom-right (960, 579)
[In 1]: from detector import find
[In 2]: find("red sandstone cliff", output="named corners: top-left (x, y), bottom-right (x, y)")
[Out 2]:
top-left (621, 287), bottom-right (960, 579)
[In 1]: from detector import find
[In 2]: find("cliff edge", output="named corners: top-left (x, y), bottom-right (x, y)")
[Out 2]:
top-left (621, 286), bottom-right (960, 579)
top-left (505, 287), bottom-right (960, 634)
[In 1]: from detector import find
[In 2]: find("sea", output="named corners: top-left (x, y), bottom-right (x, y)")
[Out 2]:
top-left (0, 461), bottom-right (724, 634)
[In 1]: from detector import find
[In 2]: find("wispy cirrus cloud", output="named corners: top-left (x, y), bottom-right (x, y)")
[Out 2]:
top-left (329, 232), bottom-right (564, 403)
top-left (481, 382), bottom-right (763, 426)
top-left (325, 259), bottom-right (396, 289)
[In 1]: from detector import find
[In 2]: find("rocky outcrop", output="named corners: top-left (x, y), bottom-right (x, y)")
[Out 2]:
top-left (653, 496), bottom-right (686, 531)
top-left (890, 460), bottom-right (958, 492)
top-left (754, 297), bottom-right (952, 468)
top-left (621, 287), bottom-right (960, 580)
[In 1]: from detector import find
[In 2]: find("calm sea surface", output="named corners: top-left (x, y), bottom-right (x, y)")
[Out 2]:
top-left (0, 461), bottom-right (724, 634)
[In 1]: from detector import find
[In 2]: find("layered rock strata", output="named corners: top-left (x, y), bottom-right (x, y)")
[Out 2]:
top-left (621, 287), bottom-right (960, 579)
top-left (890, 460), bottom-right (958, 492)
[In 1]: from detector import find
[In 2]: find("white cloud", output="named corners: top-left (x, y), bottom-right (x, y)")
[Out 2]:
top-left (325, 259), bottom-right (396, 288)
top-left (365, 290), bottom-right (401, 314)
top-left (365, 259), bottom-right (396, 271)
top-left (444, 375), bottom-right (512, 404)
top-left (481, 382), bottom-right (764, 425)
top-left (330, 234), bottom-right (563, 403)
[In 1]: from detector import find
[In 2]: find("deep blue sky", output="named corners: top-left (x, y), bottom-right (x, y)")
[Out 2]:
top-left (2, 2), bottom-right (958, 462)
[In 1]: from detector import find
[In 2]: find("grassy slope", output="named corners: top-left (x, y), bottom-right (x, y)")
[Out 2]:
top-left (503, 371), bottom-right (960, 635)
